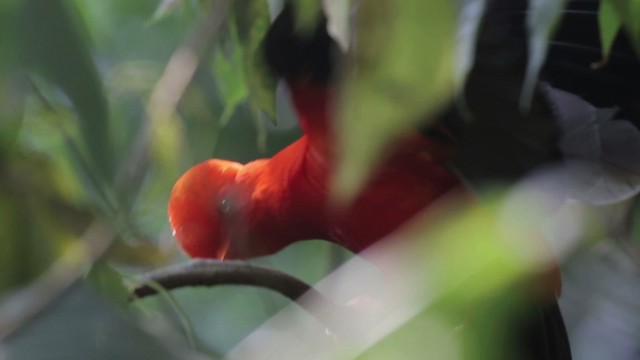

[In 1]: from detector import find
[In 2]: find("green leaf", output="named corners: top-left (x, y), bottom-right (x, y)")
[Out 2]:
top-left (85, 262), bottom-right (130, 305)
top-left (149, 0), bottom-right (186, 24)
top-left (291, 0), bottom-right (323, 34)
top-left (599, 0), bottom-right (623, 62)
top-left (233, 0), bottom-right (277, 121)
top-left (0, 0), bottom-right (19, 75)
top-left (212, 20), bottom-right (250, 127)
top-left (332, 0), bottom-right (456, 204)
top-left (323, 0), bottom-right (351, 50)
top-left (609, 0), bottom-right (640, 54)
top-left (20, 0), bottom-right (113, 180)
top-left (521, 0), bottom-right (569, 110)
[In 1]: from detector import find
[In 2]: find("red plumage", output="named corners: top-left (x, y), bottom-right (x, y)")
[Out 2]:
top-left (168, 82), bottom-right (459, 259)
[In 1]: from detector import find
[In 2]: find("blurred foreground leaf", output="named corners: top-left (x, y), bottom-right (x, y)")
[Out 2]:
top-left (20, 0), bottom-right (113, 180)
top-left (291, 0), bottom-right (323, 34)
top-left (228, 189), bottom-right (575, 359)
top-left (233, 0), bottom-right (277, 121)
top-left (609, 0), bottom-right (640, 53)
top-left (598, 0), bottom-right (623, 62)
top-left (333, 0), bottom-right (456, 204)
top-left (521, 0), bottom-right (568, 109)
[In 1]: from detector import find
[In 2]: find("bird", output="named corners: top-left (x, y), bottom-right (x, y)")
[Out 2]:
top-left (168, 0), bottom-right (640, 358)
top-left (167, 4), bottom-right (460, 261)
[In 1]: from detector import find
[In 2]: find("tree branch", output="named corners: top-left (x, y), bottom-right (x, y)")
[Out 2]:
top-left (130, 259), bottom-right (326, 303)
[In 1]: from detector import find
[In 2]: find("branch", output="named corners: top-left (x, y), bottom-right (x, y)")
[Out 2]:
top-left (130, 259), bottom-right (328, 304)
top-left (129, 260), bottom-right (361, 332)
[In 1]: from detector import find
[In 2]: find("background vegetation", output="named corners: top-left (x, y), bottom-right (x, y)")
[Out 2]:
top-left (1, 0), bottom-right (640, 359)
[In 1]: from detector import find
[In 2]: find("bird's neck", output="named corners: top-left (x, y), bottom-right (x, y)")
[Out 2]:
top-left (288, 81), bottom-right (333, 144)
top-left (235, 137), bottom-right (330, 257)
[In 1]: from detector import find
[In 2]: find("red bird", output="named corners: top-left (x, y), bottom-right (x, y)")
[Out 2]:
top-left (168, 79), bottom-right (459, 259)
top-left (168, 5), bottom-right (462, 260)
top-left (165, 0), bottom-right (640, 358)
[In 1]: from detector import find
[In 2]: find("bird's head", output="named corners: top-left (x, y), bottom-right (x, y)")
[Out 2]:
top-left (168, 159), bottom-right (247, 259)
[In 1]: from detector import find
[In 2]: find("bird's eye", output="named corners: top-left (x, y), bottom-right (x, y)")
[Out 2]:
top-left (218, 197), bottom-right (235, 214)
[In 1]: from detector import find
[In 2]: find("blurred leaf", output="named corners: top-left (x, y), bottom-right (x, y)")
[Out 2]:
top-left (179, 78), bottom-right (223, 161)
top-left (333, 0), bottom-right (456, 204)
top-left (227, 191), bottom-right (569, 359)
top-left (609, 0), bottom-right (640, 54)
top-left (548, 88), bottom-right (640, 205)
top-left (107, 61), bottom-right (163, 100)
top-left (324, 0), bottom-right (351, 51)
top-left (0, 1), bottom-right (25, 146)
top-left (357, 312), bottom-right (460, 360)
top-left (85, 262), bottom-right (130, 305)
top-left (521, 0), bottom-right (569, 109)
top-left (106, 240), bottom-right (176, 267)
top-left (598, 0), bottom-right (623, 62)
top-left (291, 0), bottom-right (323, 33)
top-left (150, 0), bottom-right (187, 23)
top-left (0, 0), bottom-right (19, 75)
top-left (20, 95), bottom-right (86, 203)
top-left (212, 21), bottom-right (250, 127)
top-left (233, 0), bottom-right (278, 121)
top-left (20, 0), bottom-right (113, 180)
top-left (454, 0), bottom-right (488, 92)
top-left (2, 283), bottom-right (202, 359)
top-left (0, 149), bottom-right (91, 296)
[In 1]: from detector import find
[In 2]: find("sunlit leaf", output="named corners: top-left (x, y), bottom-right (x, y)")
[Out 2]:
top-left (598, 0), bottom-right (623, 63)
top-left (333, 0), bottom-right (457, 204)
top-left (356, 312), bottom-right (460, 360)
top-left (521, 0), bottom-right (569, 110)
top-left (20, 0), bottom-right (113, 180)
top-left (609, 0), bottom-right (640, 54)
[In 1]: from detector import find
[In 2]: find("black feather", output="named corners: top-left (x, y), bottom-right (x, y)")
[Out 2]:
top-left (262, 3), bottom-right (340, 84)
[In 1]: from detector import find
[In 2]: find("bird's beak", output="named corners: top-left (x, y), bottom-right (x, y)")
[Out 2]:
top-left (215, 236), bottom-right (232, 260)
